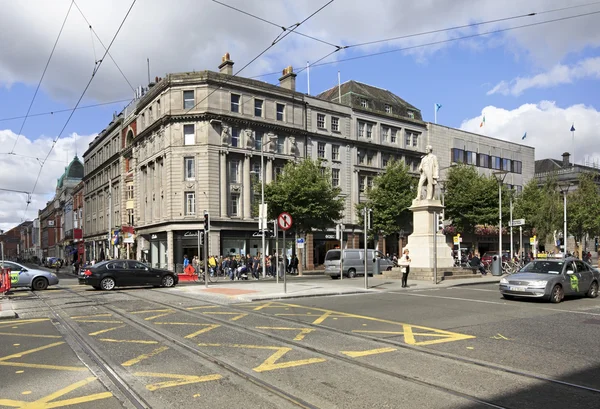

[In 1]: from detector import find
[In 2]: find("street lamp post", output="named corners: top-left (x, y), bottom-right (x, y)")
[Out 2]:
top-left (259, 134), bottom-right (278, 278)
top-left (493, 171), bottom-right (509, 268)
top-left (558, 182), bottom-right (572, 258)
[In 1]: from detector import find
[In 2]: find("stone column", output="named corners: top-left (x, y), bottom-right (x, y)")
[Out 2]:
top-left (378, 236), bottom-right (385, 253)
top-left (243, 154), bottom-right (251, 218)
top-left (167, 230), bottom-right (174, 272)
top-left (220, 152), bottom-right (227, 217)
top-left (266, 157), bottom-right (273, 184)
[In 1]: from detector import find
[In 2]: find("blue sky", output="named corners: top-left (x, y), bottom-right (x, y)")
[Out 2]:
top-left (1, 0), bottom-right (599, 230)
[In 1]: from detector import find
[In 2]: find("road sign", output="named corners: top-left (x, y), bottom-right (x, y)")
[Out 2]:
top-left (296, 238), bottom-right (305, 244)
top-left (277, 212), bottom-right (293, 231)
top-left (509, 219), bottom-right (525, 227)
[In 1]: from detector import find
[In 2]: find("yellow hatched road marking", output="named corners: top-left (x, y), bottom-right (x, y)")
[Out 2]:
top-left (131, 308), bottom-right (173, 314)
top-left (99, 339), bottom-right (159, 344)
top-left (130, 308), bottom-right (176, 321)
top-left (0, 376), bottom-right (113, 408)
top-left (184, 324), bottom-right (220, 339)
top-left (203, 312), bottom-right (247, 321)
top-left (88, 325), bottom-right (126, 336)
top-left (0, 332), bottom-right (61, 339)
top-left (122, 346), bottom-right (169, 367)
top-left (134, 372), bottom-right (222, 391)
top-left (0, 342), bottom-right (65, 362)
top-left (71, 313), bottom-right (112, 319)
top-left (340, 347), bottom-right (397, 358)
top-left (0, 362), bottom-right (87, 371)
top-left (197, 343), bottom-right (326, 372)
top-left (255, 327), bottom-right (315, 341)
top-left (185, 305), bottom-right (219, 310)
top-left (0, 318), bottom-right (49, 329)
top-left (269, 302), bottom-right (475, 346)
top-left (72, 320), bottom-right (123, 324)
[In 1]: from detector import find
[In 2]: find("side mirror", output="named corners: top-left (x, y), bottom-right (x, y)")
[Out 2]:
top-left (372, 258), bottom-right (376, 263)
top-left (566, 270), bottom-right (574, 275)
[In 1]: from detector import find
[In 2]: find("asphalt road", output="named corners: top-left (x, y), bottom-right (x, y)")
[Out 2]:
top-left (2, 275), bottom-right (600, 409)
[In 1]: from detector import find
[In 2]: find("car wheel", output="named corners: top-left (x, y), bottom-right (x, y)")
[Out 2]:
top-left (502, 294), bottom-right (514, 300)
top-left (161, 275), bottom-right (175, 288)
top-left (329, 275), bottom-right (339, 280)
top-left (100, 277), bottom-right (116, 291)
top-left (550, 284), bottom-right (563, 303)
top-left (31, 277), bottom-right (48, 291)
top-left (586, 281), bottom-right (599, 298)
top-left (348, 269), bottom-right (357, 279)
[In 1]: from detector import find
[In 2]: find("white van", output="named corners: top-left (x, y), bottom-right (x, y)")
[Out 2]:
top-left (324, 249), bottom-right (394, 279)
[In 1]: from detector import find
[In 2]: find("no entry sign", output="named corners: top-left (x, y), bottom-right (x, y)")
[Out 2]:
top-left (277, 212), bottom-right (293, 231)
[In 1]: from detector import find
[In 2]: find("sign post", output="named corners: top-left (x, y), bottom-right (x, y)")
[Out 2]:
top-left (277, 213), bottom-right (293, 294)
top-left (337, 223), bottom-right (344, 280)
top-left (274, 220), bottom-right (279, 284)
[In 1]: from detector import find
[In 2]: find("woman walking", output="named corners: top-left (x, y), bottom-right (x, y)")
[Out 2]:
top-left (399, 249), bottom-right (411, 288)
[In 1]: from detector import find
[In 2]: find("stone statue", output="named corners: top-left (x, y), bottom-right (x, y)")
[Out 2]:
top-left (289, 136), bottom-right (297, 155)
top-left (221, 125), bottom-right (230, 144)
top-left (416, 145), bottom-right (439, 200)
top-left (245, 129), bottom-right (254, 148)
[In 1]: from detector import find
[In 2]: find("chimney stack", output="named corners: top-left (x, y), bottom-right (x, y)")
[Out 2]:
top-left (279, 66), bottom-right (296, 91)
top-left (562, 152), bottom-right (571, 167)
top-left (219, 52), bottom-right (234, 75)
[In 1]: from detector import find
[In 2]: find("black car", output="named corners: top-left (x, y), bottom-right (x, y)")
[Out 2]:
top-left (78, 259), bottom-right (178, 290)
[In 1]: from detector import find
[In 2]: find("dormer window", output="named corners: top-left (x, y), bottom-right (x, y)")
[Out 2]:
top-left (360, 99), bottom-right (368, 108)
top-left (407, 111), bottom-right (415, 119)
top-left (385, 105), bottom-right (392, 113)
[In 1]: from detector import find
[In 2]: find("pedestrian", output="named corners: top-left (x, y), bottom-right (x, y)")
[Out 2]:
top-left (399, 249), bottom-right (411, 288)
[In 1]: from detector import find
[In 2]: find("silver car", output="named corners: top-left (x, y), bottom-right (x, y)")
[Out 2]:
top-left (1, 261), bottom-right (59, 291)
top-left (499, 257), bottom-right (600, 303)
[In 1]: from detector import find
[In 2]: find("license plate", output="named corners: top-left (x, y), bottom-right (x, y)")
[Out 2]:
top-left (510, 286), bottom-right (526, 292)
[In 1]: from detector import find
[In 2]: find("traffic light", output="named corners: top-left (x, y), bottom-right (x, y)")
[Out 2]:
top-left (436, 212), bottom-right (444, 231)
top-left (199, 231), bottom-right (204, 246)
top-left (204, 211), bottom-right (210, 232)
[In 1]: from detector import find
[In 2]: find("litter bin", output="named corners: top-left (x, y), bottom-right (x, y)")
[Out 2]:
top-left (373, 258), bottom-right (381, 275)
top-left (491, 255), bottom-right (502, 276)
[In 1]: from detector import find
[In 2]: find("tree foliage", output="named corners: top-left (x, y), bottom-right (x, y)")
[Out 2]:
top-left (355, 159), bottom-right (415, 236)
top-left (444, 165), bottom-right (509, 233)
top-left (513, 177), bottom-right (562, 242)
top-left (264, 159), bottom-right (345, 234)
top-left (567, 172), bottom-right (600, 242)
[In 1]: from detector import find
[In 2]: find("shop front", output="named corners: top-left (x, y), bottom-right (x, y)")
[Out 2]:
top-left (173, 230), bottom-right (202, 270)
top-left (147, 232), bottom-right (168, 269)
top-left (312, 231), bottom-right (341, 267)
top-left (221, 230), bottom-right (274, 257)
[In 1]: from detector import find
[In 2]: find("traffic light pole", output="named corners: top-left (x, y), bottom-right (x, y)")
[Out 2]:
top-left (204, 211), bottom-right (209, 288)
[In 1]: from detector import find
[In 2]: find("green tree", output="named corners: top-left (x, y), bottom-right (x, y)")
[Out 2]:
top-left (355, 159), bottom-right (415, 236)
top-left (264, 158), bottom-right (345, 234)
top-left (567, 172), bottom-right (600, 254)
top-left (444, 165), bottom-right (508, 233)
top-left (513, 177), bottom-right (562, 243)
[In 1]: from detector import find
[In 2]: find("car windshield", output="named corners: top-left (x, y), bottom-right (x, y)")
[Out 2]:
top-left (520, 261), bottom-right (564, 275)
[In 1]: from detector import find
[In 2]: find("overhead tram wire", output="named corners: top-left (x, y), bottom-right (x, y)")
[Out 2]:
top-left (0, 98), bottom-right (134, 123)
top-left (212, 0), bottom-right (342, 49)
top-left (183, 0), bottom-right (335, 115)
top-left (22, 0), bottom-right (138, 219)
top-left (249, 7), bottom-right (600, 80)
top-left (72, 0), bottom-right (136, 93)
top-left (0, 152), bottom-right (69, 164)
top-left (9, 1), bottom-right (75, 155)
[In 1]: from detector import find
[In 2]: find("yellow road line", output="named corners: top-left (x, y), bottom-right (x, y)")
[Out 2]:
top-left (255, 327), bottom-right (315, 341)
top-left (0, 332), bottom-right (62, 339)
top-left (71, 313), bottom-right (112, 319)
top-left (0, 342), bottom-right (64, 362)
top-left (203, 312), bottom-right (247, 321)
top-left (131, 308), bottom-right (173, 314)
top-left (185, 305), bottom-right (219, 310)
top-left (122, 346), bottom-right (169, 367)
top-left (184, 324), bottom-right (221, 339)
top-left (134, 372), bottom-right (222, 391)
top-left (0, 318), bottom-right (49, 329)
top-left (88, 325), bottom-right (126, 336)
top-left (0, 362), bottom-right (87, 371)
top-left (340, 347), bottom-right (397, 358)
top-left (99, 339), bottom-right (159, 345)
top-left (72, 320), bottom-right (124, 324)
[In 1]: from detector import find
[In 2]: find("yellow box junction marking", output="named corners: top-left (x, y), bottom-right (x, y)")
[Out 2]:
top-left (255, 327), bottom-right (316, 341)
top-left (0, 376), bottom-right (113, 408)
top-left (130, 308), bottom-right (177, 321)
top-left (134, 372), bottom-right (222, 391)
top-left (340, 347), bottom-right (397, 358)
top-left (88, 325), bottom-right (126, 336)
top-left (152, 322), bottom-right (221, 339)
top-left (491, 333), bottom-right (511, 340)
top-left (0, 332), bottom-right (62, 339)
top-left (0, 318), bottom-right (49, 329)
top-left (122, 346), bottom-right (170, 367)
top-left (255, 302), bottom-right (475, 346)
top-left (70, 313), bottom-right (113, 319)
top-left (0, 342), bottom-right (86, 372)
top-left (99, 339), bottom-right (159, 345)
top-left (185, 305), bottom-right (219, 310)
top-left (71, 319), bottom-right (124, 324)
top-left (202, 311), bottom-right (248, 321)
top-left (197, 343), bottom-right (326, 372)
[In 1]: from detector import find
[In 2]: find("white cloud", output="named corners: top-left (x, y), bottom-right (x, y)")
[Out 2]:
top-left (460, 101), bottom-right (600, 164)
top-left (488, 57), bottom-right (600, 96)
top-left (0, 129), bottom-right (95, 232)
top-left (0, 0), bottom-right (599, 102)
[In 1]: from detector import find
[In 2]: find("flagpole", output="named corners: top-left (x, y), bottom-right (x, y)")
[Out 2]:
top-left (572, 128), bottom-right (575, 166)
top-left (434, 103), bottom-right (437, 124)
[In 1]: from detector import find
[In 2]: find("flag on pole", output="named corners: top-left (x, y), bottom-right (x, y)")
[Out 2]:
top-left (479, 115), bottom-right (485, 128)
top-left (522, 132), bottom-right (527, 140)
top-left (570, 124), bottom-right (576, 132)
top-left (435, 103), bottom-right (442, 112)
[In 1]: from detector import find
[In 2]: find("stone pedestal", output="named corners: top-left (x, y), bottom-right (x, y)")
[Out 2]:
top-left (404, 199), bottom-right (454, 269)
